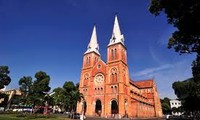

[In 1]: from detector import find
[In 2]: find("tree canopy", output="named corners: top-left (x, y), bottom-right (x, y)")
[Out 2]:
top-left (0, 66), bottom-right (11, 89)
top-left (149, 0), bottom-right (200, 54)
top-left (16, 71), bottom-right (83, 114)
top-left (52, 81), bottom-right (83, 113)
top-left (160, 97), bottom-right (171, 114)
top-left (149, 0), bottom-right (200, 114)
top-left (18, 76), bottom-right (33, 106)
top-left (31, 71), bottom-right (51, 106)
top-left (172, 78), bottom-right (200, 111)
top-left (18, 71), bottom-right (51, 107)
top-left (52, 87), bottom-right (67, 111)
top-left (33, 71), bottom-right (51, 93)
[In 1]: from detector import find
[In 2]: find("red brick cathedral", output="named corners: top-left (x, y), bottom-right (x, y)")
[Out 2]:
top-left (77, 16), bottom-right (162, 118)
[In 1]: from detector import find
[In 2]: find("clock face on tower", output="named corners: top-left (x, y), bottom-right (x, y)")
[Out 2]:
top-left (94, 74), bottom-right (104, 84)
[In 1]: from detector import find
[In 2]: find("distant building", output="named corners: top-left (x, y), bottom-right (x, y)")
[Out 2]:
top-left (170, 99), bottom-right (182, 116)
top-left (0, 89), bottom-right (22, 108)
top-left (76, 15), bottom-right (163, 118)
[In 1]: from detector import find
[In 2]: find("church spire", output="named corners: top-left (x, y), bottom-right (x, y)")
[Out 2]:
top-left (108, 15), bottom-right (124, 46)
top-left (85, 25), bottom-right (100, 55)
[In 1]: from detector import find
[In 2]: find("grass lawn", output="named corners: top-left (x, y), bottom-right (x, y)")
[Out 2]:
top-left (0, 113), bottom-right (71, 120)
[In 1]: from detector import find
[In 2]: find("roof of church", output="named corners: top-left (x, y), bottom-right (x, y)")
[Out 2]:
top-left (84, 25), bottom-right (100, 55)
top-left (130, 79), bottom-right (154, 89)
top-left (108, 15), bottom-right (125, 46)
top-left (129, 79), bottom-right (138, 87)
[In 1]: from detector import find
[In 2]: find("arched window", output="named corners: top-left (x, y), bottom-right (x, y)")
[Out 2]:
top-left (123, 69), bottom-right (126, 83)
top-left (114, 86), bottom-right (117, 93)
top-left (111, 48), bottom-right (117, 60)
top-left (94, 57), bottom-right (98, 65)
top-left (85, 56), bottom-right (91, 66)
top-left (122, 49), bottom-right (126, 62)
top-left (114, 48), bottom-right (117, 59)
top-left (111, 86), bottom-right (114, 93)
top-left (111, 49), bottom-right (114, 60)
top-left (84, 73), bottom-right (89, 86)
top-left (110, 68), bottom-right (118, 83)
top-left (111, 73), bottom-right (114, 83)
top-left (86, 57), bottom-right (88, 66)
top-left (114, 73), bottom-right (117, 82)
top-left (101, 87), bottom-right (103, 94)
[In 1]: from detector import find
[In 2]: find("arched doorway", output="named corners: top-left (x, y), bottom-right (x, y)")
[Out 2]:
top-left (83, 101), bottom-right (87, 115)
top-left (95, 99), bottom-right (102, 116)
top-left (111, 100), bottom-right (118, 114)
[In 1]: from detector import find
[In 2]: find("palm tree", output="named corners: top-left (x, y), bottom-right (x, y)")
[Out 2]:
top-left (69, 90), bottom-right (83, 111)
top-left (69, 89), bottom-right (83, 119)
top-left (52, 87), bottom-right (67, 113)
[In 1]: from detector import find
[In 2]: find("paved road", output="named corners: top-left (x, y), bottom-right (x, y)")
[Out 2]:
top-left (85, 117), bottom-right (165, 120)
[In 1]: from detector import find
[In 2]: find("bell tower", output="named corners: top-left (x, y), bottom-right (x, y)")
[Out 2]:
top-left (105, 15), bottom-right (130, 116)
top-left (107, 15), bottom-right (127, 65)
top-left (79, 25), bottom-right (101, 92)
top-left (83, 26), bottom-right (100, 69)
top-left (77, 25), bottom-right (101, 116)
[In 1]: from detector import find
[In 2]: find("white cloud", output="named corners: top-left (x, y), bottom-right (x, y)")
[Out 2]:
top-left (132, 60), bottom-right (193, 99)
top-left (133, 64), bottom-right (173, 77)
top-left (157, 26), bottom-right (176, 46)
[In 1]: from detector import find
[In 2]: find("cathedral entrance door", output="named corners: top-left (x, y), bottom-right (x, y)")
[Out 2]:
top-left (95, 99), bottom-right (102, 116)
top-left (83, 101), bottom-right (87, 115)
top-left (111, 100), bottom-right (118, 116)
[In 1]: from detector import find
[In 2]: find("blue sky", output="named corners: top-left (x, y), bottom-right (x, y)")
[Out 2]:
top-left (0, 0), bottom-right (196, 99)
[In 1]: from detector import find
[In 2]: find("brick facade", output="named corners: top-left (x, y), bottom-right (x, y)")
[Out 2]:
top-left (76, 16), bottom-right (162, 118)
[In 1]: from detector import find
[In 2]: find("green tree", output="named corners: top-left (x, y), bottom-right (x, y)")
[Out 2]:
top-left (160, 97), bottom-right (171, 114)
top-left (149, 0), bottom-right (200, 54)
top-left (44, 94), bottom-right (54, 106)
top-left (31, 71), bottom-right (51, 106)
top-left (172, 78), bottom-right (200, 112)
top-left (0, 66), bottom-right (11, 89)
top-left (149, 0), bottom-right (200, 113)
top-left (172, 79), bottom-right (192, 99)
top-left (69, 89), bottom-right (83, 112)
top-left (52, 87), bottom-right (67, 112)
top-left (172, 107), bottom-right (178, 114)
top-left (63, 81), bottom-right (76, 112)
top-left (192, 55), bottom-right (200, 86)
top-left (63, 81), bottom-right (83, 112)
top-left (18, 76), bottom-right (33, 106)
top-left (51, 81), bottom-right (83, 113)
top-left (63, 81), bottom-right (76, 93)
